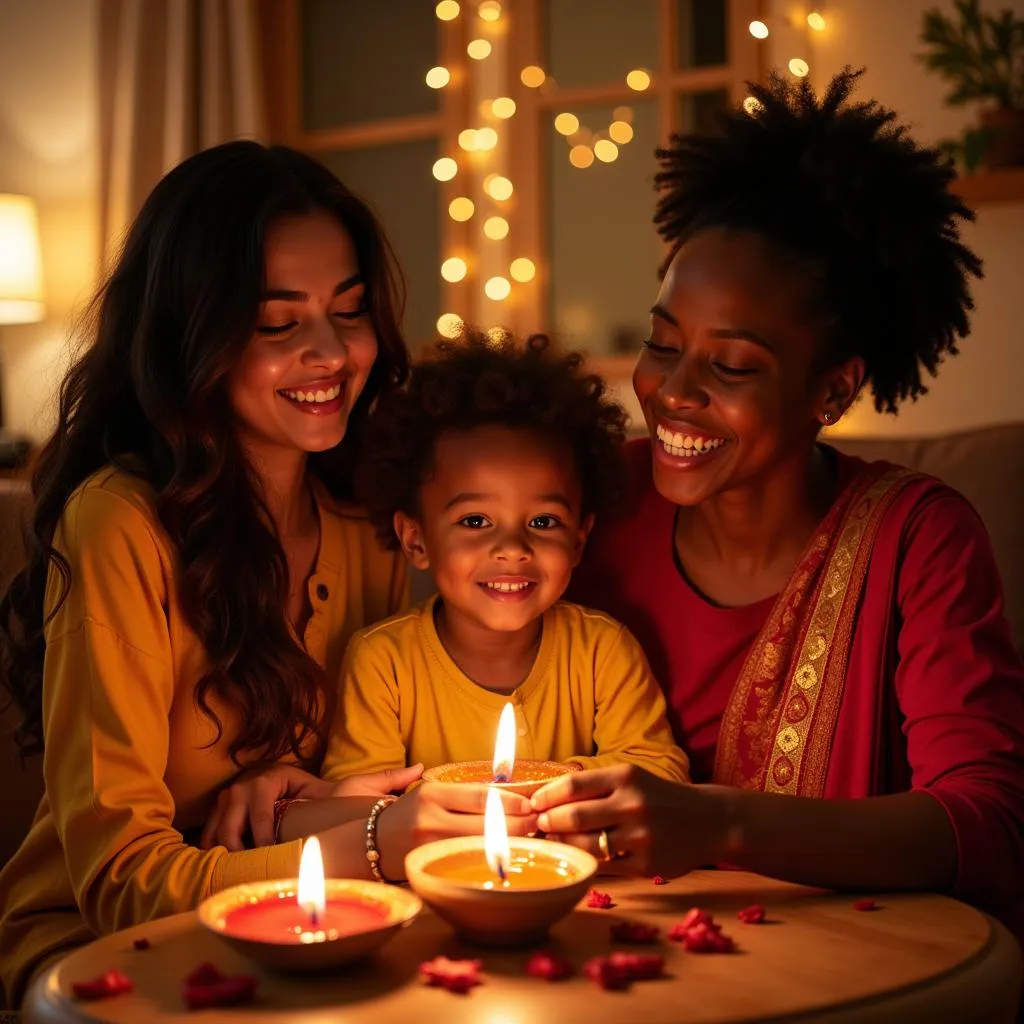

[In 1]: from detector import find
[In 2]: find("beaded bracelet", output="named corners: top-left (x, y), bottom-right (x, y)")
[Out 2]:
top-left (365, 796), bottom-right (397, 882)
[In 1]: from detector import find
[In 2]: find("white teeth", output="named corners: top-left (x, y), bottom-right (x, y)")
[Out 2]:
top-left (485, 581), bottom-right (531, 592)
top-left (282, 383), bottom-right (342, 403)
top-left (656, 424), bottom-right (725, 458)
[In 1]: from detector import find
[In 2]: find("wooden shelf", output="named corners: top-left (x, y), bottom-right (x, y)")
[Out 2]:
top-left (953, 167), bottom-right (1024, 205)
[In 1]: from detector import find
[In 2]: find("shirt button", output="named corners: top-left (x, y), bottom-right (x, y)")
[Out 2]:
top-left (316, 583), bottom-right (329, 601)
top-left (517, 727), bottom-right (527, 737)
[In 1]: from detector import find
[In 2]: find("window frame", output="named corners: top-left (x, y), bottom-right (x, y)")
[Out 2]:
top-left (258, 0), bottom-right (763, 358)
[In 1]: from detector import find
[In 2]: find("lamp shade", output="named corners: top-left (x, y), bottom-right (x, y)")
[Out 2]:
top-left (0, 194), bottom-right (45, 324)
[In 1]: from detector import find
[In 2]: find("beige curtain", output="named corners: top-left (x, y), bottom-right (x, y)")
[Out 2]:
top-left (98, 0), bottom-right (265, 265)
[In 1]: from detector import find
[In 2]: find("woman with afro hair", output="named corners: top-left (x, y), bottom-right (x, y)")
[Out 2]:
top-left (536, 68), bottom-right (1024, 944)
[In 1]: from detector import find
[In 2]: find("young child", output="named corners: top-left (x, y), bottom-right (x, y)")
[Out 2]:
top-left (321, 332), bottom-right (689, 784)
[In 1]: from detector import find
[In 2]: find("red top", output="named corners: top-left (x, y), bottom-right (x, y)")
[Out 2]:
top-left (569, 438), bottom-right (1024, 933)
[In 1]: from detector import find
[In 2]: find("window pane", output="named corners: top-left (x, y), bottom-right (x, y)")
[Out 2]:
top-left (543, 0), bottom-right (658, 90)
top-left (677, 89), bottom-right (729, 134)
top-left (676, 0), bottom-right (727, 69)
top-left (318, 141), bottom-right (440, 351)
top-left (300, 0), bottom-right (438, 131)
top-left (547, 101), bottom-right (661, 358)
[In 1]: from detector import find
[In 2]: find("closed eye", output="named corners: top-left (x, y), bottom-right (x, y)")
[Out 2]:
top-left (256, 321), bottom-right (297, 336)
top-left (713, 363), bottom-right (758, 378)
top-left (641, 338), bottom-right (677, 355)
top-left (335, 305), bottom-right (368, 321)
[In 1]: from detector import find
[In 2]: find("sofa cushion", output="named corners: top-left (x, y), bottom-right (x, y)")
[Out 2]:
top-left (830, 423), bottom-right (1023, 654)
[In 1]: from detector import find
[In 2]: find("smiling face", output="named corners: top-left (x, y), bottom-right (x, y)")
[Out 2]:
top-left (634, 227), bottom-right (862, 507)
top-left (227, 209), bottom-right (378, 462)
top-left (394, 424), bottom-right (592, 637)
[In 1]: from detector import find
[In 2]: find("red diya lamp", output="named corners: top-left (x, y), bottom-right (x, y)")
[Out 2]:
top-left (422, 701), bottom-right (581, 797)
top-left (198, 836), bottom-right (421, 970)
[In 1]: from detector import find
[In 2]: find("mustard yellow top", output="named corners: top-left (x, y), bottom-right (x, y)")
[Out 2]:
top-left (0, 466), bottom-right (407, 1007)
top-left (322, 596), bottom-right (690, 783)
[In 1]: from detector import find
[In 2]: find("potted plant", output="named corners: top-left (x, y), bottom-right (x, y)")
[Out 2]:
top-left (919, 0), bottom-right (1024, 168)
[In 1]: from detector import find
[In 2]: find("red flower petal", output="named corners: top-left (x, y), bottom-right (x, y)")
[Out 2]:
top-left (183, 963), bottom-right (225, 988)
top-left (677, 907), bottom-right (715, 932)
top-left (132, 937), bottom-right (151, 950)
top-left (610, 951), bottom-right (665, 980)
top-left (681, 921), bottom-right (736, 953)
top-left (525, 953), bottom-right (575, 981)
top-left (586, 888), bottom-right (616, 909)
top-left (651, 875), bottom-right (667, 885)
top-left (420, 956), bottom-right (484, 994)
top-left (853, 898), bottom-right (878, 912)
top-left (737, 904), bottom-right (766, 924)
top-left (183, 975), bottom-right (258, 1010)
top-left (610, 921), bottom-right (661, 944)
top-left (72, 970), bottom-right (134, 1001)
top-left (584, 955), bottom-right (632, 990)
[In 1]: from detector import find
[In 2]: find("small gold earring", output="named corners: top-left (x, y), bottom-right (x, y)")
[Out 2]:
top-left (823, 410), bottom-right (834, 424)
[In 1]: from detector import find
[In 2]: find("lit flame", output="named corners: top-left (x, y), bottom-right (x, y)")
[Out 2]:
top-left (492, 701), bottom-right (516, 781)
top-left (484, 786), bottom-right (510, 880)
top-left (297, 835), bottom-right (326, 925)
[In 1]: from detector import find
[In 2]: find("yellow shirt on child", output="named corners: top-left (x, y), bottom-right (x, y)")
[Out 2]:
top-left (0, 466), bottom-right (407, 1008)
top-left (322, 595), bottom-right (689, 783)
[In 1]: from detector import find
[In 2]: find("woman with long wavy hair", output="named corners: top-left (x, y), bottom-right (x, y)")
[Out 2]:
top-left (0, 141), bottom-right (534, 1009)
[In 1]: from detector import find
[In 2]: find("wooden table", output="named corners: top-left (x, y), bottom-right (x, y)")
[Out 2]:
top-left (23, 871), bottom-right (1023, 1023)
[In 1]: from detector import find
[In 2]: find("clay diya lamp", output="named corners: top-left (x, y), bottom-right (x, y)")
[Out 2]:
top-left (199, 836), bottom-right (421, 971)
top-left (422, 702), bottom-right (581, 797)
top-left (406, 786), bottom-right (597, 945)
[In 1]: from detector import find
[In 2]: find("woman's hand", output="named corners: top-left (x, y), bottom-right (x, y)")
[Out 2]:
top-left (201, 763), bottom-right (424, 851)
top-left (375, 782), bottom-right (538, 881)
top-left (530, 764), bottom-right (730, 878)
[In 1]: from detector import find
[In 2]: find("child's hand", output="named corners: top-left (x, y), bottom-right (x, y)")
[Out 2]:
top-left (376, 783), bottom-right (538, 881)
top-left (331, 764), bottom-right (424, 798)
top-left (201, 764), bottom-right (333, 851)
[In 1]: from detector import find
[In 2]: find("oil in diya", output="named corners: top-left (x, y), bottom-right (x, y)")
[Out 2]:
top-left (199, 836), bottom-right (421, 970)
top-left (405, 787), bottom-right (597, 945)
top-left (421, 702), bottom-right (581, 797)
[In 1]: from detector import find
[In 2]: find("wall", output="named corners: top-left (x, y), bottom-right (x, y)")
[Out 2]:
top-left (0, 0), bottom-right (100, 443)
top-left (769, 0), bottom-right (1024, 437)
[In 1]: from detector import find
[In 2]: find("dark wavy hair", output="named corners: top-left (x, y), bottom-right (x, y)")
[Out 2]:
top-left (0, 140), bottom-right (408, 761)
top-left (653, 68), bottom-right (983, 413)
top-left (356, 331), bottom-right (628, 550)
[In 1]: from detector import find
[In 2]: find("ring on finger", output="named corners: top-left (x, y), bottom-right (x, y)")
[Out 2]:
top-left (597, 828), bottom-right (628, 863)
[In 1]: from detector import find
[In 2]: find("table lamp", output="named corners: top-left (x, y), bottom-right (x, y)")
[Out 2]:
top-left (0, 193), bottom-right (45, 465)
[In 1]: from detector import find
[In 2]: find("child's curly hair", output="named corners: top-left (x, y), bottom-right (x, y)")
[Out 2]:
top-left (356, 331), bottom-right (629, 550)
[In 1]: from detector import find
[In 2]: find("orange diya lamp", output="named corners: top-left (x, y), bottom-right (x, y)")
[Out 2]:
top-left (422, 702), bottom-right (581, 797)
top-left (198, 836), bottom-right (421, 970)
top-left (406, 708), bottom-right (596, 944)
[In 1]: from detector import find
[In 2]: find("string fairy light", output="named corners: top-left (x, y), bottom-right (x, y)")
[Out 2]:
top-left (425, 66), bottom-right (450, 89)
top-left (788, 57), bottom-right (809, 77)
top-left (478, 0), bottom-right (502, 21)
top-left (626, 69), bottom-right (651, 91)
top-left (467, 38), bottom-right (492, 60)
top-left (490, 96), bottom-right (516, 118)
top-left (520, 65), bottom-right (546, 88)
top-left (484, 276), bottom-right (511, 301)
top-left (441, 257), bottom-right (468, 283)
top-left (437, 313), bottom-right (465, 338)
top-left (509, 258), bottom-right (536, 283)
top-left (748, 20), bottom-right (769, 39)
top-left (448, 197), bottom-right (475, 221)
top-left (435, 0), bottom-right (460, 21)
top-left (432, 157), bottom-right (458, 181)
top-left (807, 11), bottom-right (826, 31)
